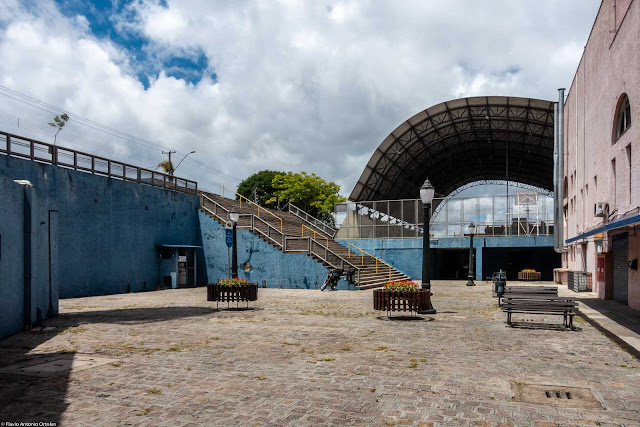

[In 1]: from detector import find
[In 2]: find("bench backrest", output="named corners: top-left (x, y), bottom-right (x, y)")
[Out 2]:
top-left (504, 286), bottom-right (557, 295)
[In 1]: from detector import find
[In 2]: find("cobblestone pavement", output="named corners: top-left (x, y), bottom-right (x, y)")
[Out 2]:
top-left (1, 281), bottom-right (640, 426)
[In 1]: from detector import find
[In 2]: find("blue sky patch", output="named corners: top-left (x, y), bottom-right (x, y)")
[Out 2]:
top-left (54, 0), bottom-right (211, 88)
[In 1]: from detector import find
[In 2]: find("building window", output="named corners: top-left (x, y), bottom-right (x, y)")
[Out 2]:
top-left (627, 144), bottom-right (632, 204)
top-left (612, 158), bottom-right (617, 206)
top-left (614, 94), bottom-right (631, 141)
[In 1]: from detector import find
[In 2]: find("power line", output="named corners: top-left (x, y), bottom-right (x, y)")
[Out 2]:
top-left (0, 86), bottom-right (244, 184)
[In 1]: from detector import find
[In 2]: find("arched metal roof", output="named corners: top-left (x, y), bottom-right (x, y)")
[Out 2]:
top-left (350, 96), bottom-right (555, 201)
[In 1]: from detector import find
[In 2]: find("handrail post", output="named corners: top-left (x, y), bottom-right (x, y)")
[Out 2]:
top-left (73, 151), bottom-right (78, 170)
top-left (6, 135), bottom-right (10, 154)
top-left (52, 146), bottom-right (58, 165)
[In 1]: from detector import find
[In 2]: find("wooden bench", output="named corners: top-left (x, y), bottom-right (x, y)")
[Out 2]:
top-left (500, 286), bottom-right (557, 305)
top-left (502, 295), bottom-right (577, 329)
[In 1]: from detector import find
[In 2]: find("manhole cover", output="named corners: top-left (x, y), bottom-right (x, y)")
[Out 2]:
top-left (0, 354), bottom-right (118, 378)
top-left (510, 382), bottom-right (603, 409)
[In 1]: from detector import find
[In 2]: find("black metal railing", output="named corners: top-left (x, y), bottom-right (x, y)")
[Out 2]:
top-left (0, 131), bottom-right (197, 194)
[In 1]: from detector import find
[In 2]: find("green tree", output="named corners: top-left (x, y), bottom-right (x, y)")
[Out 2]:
top-left (267, 171), bottom-right (346, 224)
top-left (236, 170), bottom-right (284, 206)
top-left (48, 113), bottom-right (69, 145)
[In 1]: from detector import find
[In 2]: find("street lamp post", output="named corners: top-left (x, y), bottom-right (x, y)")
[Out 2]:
top-left (418, 178), bottom-right (436, 314)
top-left (230, 211), bottom-right (240, 279)
top-left (466, 222), bottom-right (476, 286)
top-left (173, 150), bottom-right (196, 175)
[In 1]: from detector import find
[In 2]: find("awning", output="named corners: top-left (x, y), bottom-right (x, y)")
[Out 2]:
top-left (156, 244), bottom-right (201, 248)
top-left (566, 213), bottom-right (640, 244)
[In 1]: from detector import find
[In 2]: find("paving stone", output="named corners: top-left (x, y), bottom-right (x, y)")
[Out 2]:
top-left (0, 282), bottom-right (639, 426)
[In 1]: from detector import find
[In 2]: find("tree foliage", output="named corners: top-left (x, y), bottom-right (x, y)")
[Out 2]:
top-left (48, 113), bottom-right (69, 145)
top-left (267, 171), bottom-right (346, 224)
top-left (236, 170), bottom-right (284, 206)
top-left (157, 159), bottom-right (175, 175)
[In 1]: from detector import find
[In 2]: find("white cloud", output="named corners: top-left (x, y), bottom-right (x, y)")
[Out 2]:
top-left (0, 0), bottom-right (600, 195)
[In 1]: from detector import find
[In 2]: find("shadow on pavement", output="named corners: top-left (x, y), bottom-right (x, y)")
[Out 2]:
top-left (578, 298), bottom-right (640, 336)
top-left (507, 321), bottom-right (580, 332)
top-left (0, 305), bottom-right (220, 424)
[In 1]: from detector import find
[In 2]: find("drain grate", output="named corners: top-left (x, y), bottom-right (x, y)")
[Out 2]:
top-left (510, 382), bottom-right (603, 409)
top-left (545, 390), bottom-right (572, 399)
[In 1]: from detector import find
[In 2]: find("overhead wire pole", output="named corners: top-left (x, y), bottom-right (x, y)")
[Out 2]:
top-left (0, 86), bottom-right (245, 185)
top-left (162, 150), bottom-right (176, 175)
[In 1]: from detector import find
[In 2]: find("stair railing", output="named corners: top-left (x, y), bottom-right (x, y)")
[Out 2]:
top-left (288, 203), bottom-right (337, 238)
top-left (221, 184), bottom-right (283, 232)
top-left (309, 239), bottom-right (360, 284)
top-left (347, 243), bottom-right (393, 282)
top-left (200, 195), bottom-right (362, 285)
top-left (301, 224), bottom-right (329, 247)
top-left (201, 193), bottom-right (230, 222)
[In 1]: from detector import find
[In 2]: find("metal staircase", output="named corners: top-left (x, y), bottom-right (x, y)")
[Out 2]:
top-left (199, 190), bottom-right (411, 289)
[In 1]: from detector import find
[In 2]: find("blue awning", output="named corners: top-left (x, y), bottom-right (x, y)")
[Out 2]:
top-left (566, 213), bottom-right (640, 244)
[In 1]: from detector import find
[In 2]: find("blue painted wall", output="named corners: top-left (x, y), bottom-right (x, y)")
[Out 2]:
top-left (200, 212), bottom-right (349, 289)
top-left (0, 176), bottom-right (25, 339)
top-left (0, 155), bottom-right (206, 301)
top-left (337, 235), bottom-right (555, 281)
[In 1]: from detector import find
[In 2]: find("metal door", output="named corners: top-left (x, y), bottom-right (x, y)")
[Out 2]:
top-left (178, 249), bottom-right (188, 287)
top-left (612, 233), bottom-right (628, 304)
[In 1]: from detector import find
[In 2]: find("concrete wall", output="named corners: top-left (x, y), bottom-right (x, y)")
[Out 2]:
top-left (563, 0), bottom-right (640, 307)
top-left (0, 176), bottom-right (25, 339)
top-left (200, 212), bottom-right (349, 289)
top-left (0, 154), bottom-right (206, 300)
top-left (337, 235), bottom-right (555, 281)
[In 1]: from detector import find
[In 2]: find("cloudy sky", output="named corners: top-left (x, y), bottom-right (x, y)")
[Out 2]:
top-left (0, 0), bottom-right (600, 196)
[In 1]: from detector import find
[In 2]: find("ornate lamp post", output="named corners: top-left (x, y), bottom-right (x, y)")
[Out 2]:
top-left (466, 222), bottom-right (476, 286)
top-left (418, 178), bottom-right (436, 314)
top-left (230, 211), bottom-right (240, 278)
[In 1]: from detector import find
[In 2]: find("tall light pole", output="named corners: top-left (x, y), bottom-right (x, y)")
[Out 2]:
top-left (230, 211), bottom-right (240, 278)
top-left (173, 150), bottom-right (196, 174)
top-left (466, 222), bottom-right (476, 286)
top-left (419, 178), bottom-right (436, 314)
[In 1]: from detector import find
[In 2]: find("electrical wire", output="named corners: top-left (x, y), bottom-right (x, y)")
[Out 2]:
top-left (0, 86), bottom-right (243, 185)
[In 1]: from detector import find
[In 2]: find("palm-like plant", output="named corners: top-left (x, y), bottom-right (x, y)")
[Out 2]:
top-left (157, 160), bottom-right (175, 175)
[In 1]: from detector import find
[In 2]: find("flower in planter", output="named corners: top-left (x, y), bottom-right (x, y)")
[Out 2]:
top-left (383, 279), bottom-right (420, 292)
top-left (218, 278), bottom-right (249, 286)
top-left (521, 269), bottom-right (536, 273)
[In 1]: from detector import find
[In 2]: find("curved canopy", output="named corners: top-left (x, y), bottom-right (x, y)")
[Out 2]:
top-left (350, 96), bottom-right (555, 201)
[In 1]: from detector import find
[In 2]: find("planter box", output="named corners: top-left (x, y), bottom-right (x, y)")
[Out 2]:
top-left (518, 271), bottom-right (541, 281)
top-left (207, 283), bottom-right (258, 307)
top-left (373, 289), bottom-right (432, 314)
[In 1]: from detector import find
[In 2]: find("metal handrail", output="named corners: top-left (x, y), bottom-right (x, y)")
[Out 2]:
top-left (289, 203), bottom-right (337, 238)
top-left (253, 215), bottom-right (285, 248)
top-left (0, 131), bottom-right (197, 194)
top-left (201, 194), bottom-right (229, 222)
top-left (347, 243), bottom-right (393, 281)
top-left (200, 196), bottom-right (363, 286)
top-left (309, 239), bottom-right (360, 284)
top-left (221, 184), bottom-right (283, 232)
top-left (301, 224), bottom-right (329, 247)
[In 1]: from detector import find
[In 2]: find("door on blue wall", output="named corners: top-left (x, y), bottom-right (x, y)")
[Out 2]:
top-left (177, 248), bottom-right (195, 287)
